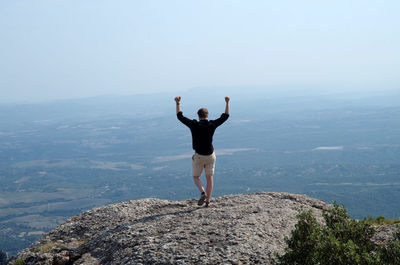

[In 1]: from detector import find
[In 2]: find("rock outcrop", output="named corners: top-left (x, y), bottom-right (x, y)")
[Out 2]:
top-left (12, 192), bottom-right (334, 264)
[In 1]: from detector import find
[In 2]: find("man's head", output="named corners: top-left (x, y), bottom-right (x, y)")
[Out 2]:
top-left (197, 108), bottom-right (209, 119)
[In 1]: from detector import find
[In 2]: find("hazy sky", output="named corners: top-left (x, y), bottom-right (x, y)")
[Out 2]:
top-left (1, 0), bottom-right (399, 102)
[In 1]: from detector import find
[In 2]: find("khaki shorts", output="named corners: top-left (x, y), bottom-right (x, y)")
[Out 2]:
top-left (192, 152), bottom-right (216, 176)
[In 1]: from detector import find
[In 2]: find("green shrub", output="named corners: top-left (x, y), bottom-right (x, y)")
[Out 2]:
top-left (364, 216), bottom-right (400, 225)
top-left (13, 258), bottom-right (25, 265)
top-left (31, 241), bottom-right (67, 254)
top-left (274, 203), bottom-right (400, 265)
top-left (274, 209), bottom-right (320, 265)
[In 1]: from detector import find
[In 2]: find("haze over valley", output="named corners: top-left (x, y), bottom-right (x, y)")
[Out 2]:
top-left (0, 87), bottom-right (399, 255)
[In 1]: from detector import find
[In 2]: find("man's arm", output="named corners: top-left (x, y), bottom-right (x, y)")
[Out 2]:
top-left (175, 96), bottom-right (181, 114)
top-left (212, 97), bottom-right (230, 127)
top-left (175, 96), bottom-right (193, 127)
top-left (225, 96), bottom-right (230, 115)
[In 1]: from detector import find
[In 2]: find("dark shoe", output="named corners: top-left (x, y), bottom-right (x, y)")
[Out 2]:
top-left (198, 192), bottom-right (206, 206)
top-left (205, 201), bottom-right (210, 207)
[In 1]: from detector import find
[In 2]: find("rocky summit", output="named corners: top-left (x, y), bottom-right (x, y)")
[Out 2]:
top-left (14, 192), bottom-right (331, 264)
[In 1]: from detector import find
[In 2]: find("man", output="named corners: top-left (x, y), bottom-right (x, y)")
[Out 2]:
top-left (175, 96), bottom-right (230, 207)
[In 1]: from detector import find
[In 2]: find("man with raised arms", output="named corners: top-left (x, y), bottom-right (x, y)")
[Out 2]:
top-left (175, 96), bottom-right (230, 207)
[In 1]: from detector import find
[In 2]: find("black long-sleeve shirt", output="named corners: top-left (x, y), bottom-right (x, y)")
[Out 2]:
top-left (177, 111), bottom-right (229, 155)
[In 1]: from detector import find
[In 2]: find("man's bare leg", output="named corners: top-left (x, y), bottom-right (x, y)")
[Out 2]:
top-left (194, 176), bottom-right (207, 206)
top-left (193, 176), bottom-right (205, 193)
top-left (205, 174), bottom-right (213, 203)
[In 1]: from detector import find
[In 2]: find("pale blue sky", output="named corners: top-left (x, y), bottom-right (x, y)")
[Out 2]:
top-left (1, 0), bottom-right (399, 102)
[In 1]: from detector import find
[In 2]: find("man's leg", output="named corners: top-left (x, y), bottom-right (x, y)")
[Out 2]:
top-left (192, 153), bottom-right (208, 206)
top-left (205, 174), bottom-right (213, 203)
top-left (204, 152), bottom-right (216, 206)
top-left (193, 176), bottom-right (205, 194)
top-left (194, 175), bottom-right (206, 206)
top-left (192, 153), bottom-right (204, 193)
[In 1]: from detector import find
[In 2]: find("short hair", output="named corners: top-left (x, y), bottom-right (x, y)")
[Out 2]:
top-left (197, 108), bottom-right (208, 119)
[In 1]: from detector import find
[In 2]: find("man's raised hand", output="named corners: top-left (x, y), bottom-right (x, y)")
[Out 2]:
top-left (224, 97), bottom-right (230, 115)
top-left (175, 96), bottom-right (182, 114)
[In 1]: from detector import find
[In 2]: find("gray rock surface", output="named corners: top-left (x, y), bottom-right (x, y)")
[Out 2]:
top-left (13, 192), bottom-right (328, 264)
top-left (371, 224), bottom-right (400, 245)
top-left (11, 192), bottom-right (394, 265)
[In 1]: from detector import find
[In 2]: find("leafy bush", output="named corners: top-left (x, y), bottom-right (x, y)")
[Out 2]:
top-left (12, 259), bottom-right (25, 265)
top-left (274, 202), bottom-right (400, 265)
top-left (364, 216), bottom-right (400, 225)
top-left (32, 242), bottom-right (67, 254)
